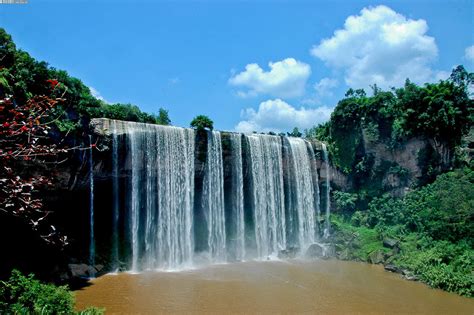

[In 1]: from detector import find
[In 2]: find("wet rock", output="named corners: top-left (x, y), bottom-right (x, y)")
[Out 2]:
top-left (384, 264), bottom-right (402, 273)
top-left (305, 243), bottom-right (324, 258)
top-left (323, 245), bottom-right (336, 258)
top-left (383, 238), bottom-right (398, 249)
top-left (368, 249), bottom-right (385, 264)
top-left (337, 248), bottom-right (351, 260)
top-left (403, 273), bottom-right (419, 281)
top-left (68, 263), bottom-right (96, 278)
top-left (402, 269), bottom-right (419, 281)
top-left (278, 246), bottom-right (299, 259)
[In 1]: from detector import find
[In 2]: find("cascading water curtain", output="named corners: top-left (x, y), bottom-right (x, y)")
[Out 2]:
top-left (246, 134), bottom-right (286, 258)
top-left (102, 118), bottom-right (329, 271)
top-left (88, 135), bottom-right (95, 276)
top-left (288, 138), bottom-right (318, 250)
top-left (112, 121), bottom-right (195, 271)
top-left (202, 131), bottom-right (226, 262)
top-left (229, 133), bottom-right (245, 261)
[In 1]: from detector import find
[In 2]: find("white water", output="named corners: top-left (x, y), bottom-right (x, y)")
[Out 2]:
top-left (202, 131), bottom-right (226, 262)
top-left (246, 134), bottom-right (286, 258)
top-left (288, 138), bottom-right (317, 250)
top-left (322, 143), bottom-right (331, 238)
top-left (114, 121), bottom-right (195, 271)
top-left (229, 133), bottom-right (245, 261)
top-left (88, 135), bottom-right (95, 275)
top-left (111, 122), bottom-right (120, 271)
top-left (100, 119), bottom-right (330, 271)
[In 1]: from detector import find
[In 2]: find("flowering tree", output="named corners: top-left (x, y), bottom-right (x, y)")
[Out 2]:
top-left (0, 81), bottom-right (72, 246)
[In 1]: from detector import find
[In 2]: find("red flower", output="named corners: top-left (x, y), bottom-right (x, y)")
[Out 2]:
top-left (20, 126), bottom-right (29, 132)
top-left (3, 122), bottom-right (10, 128)
top-left (91, 143), bottom-right (96, 148)
top-left (46, 79), bottom-right (59, 88)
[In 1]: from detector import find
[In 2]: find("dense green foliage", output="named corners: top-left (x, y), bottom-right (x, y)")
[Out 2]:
top-left (190, 115), bottom-right (214, 131)
top-left (307, 69), bottom-right (473, 176)
top-left (0, 28), bottom-right (170, 135)
top-left (331, 168), bottom-right (474, 296)
top-left (0, 270), bottom-right (103, 314)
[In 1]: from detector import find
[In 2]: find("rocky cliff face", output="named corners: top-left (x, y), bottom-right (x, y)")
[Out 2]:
top-left (327, 125), bottom-right (455, 197)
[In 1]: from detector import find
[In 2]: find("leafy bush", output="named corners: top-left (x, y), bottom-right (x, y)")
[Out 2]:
top-left (395, 239), bottom-right (474, 296)
top-left (331, 167), bottom-right (474, 297)
top-left (333, 191), bottom-right (358, 213)
top-left (0, 270), bottom-right (104, 314)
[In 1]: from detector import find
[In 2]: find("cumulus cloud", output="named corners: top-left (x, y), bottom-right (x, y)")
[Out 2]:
top-left (234, 99), bottom-right (332, 133)
top-left (311, 5), bottom-right (439, 89)
top-left (314, 77), bottom-right (338, 97)
top-left (465, 45), bottom-right (474, 63)
top-left (229, 58), bottom-right (311, 98)
top-left (89, 86), bottom-right (107, 102)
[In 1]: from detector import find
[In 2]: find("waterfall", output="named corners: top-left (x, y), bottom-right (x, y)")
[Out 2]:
top-left (322, 143), bottom-right (331, 238)
top-left (288, 138), bottom-right (317, 250)
top-left (111, 122), bottom-right (120, 271)
top-left (93, 118), bottom-right (333, 271)
top-left (246, 134), bottom-right (286, 258)
top-left (88, 135), bottom-right (95, 275)
top-left (202, 131), bottom-right (226, 262)
top-left (112, 120), bottom-right (195, 271)
top-left (229, 133), bottom-right (245, 261)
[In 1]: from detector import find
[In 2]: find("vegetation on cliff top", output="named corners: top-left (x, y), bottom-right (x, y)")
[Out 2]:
top-left (307, 67), bottom-right (473, 176)
top-left (190, 115), bottom-right (214, 131)
top-left (0, 28), bottom-right (170, 136)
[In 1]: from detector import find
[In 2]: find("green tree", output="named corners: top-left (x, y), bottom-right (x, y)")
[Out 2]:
top-left (190, 115), bottom-right (213, 131)
top-left (287, 127), bottom-right (302, 137)
top-left (156, 108), bottom-right (171, 125)
top-left (0, 27), bottom-right (172, 135)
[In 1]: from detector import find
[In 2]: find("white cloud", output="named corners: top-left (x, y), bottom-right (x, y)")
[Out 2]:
top-left (465, 45), bottom-right (474, 63)
top-left (229, 58), bottom-right (311, 98)
top-left (234, 99), bottom-right (332, 133)
top-left (314, 77), bottom-right (338, 97)
top-left (89, 86), bottom-right (107, 102)
top-left (311, 5), bottom-right (439, 89)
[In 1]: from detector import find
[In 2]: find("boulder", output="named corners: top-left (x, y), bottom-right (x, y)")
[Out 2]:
top-left (68, 263), bottom-right (96, 278)
top-left (278, 246), bottom-right (299, 259)
top-left (383, 238), bottom-right (398, 249)
top-left (323, 245), bottom-right (336, 258)
top-left (384, 264), bottom-right (402, 273)
top-left (337, 248), bottom-right (351, 260)
top-left (305, 243), bottom-right (324, 258)
top-left (402, 269), bottom-right (419, 281)
top-left (368, 249), bottom-right (385, 264)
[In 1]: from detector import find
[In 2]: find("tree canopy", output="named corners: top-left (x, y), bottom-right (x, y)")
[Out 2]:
top-left (0, 28), bottom-right (171, 136)
top-left (190, 115), bottom-right (214, 131)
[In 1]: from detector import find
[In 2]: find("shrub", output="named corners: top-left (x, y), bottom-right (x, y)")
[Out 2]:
top-left (0, 270), bottom-right (104, 314)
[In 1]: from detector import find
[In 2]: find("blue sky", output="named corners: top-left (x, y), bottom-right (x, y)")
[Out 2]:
top-left (1, 0), bottom-right (473, 132)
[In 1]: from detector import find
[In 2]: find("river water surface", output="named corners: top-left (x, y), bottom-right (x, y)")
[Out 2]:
top-left (75, 260), bottom-right (474, 314)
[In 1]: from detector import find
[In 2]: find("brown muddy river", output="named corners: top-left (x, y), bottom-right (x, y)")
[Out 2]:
top-left (75, 260), bottom-right (474, 314)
